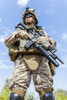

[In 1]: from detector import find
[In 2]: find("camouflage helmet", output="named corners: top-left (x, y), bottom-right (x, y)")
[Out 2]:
top-left (23, 7), bottom-right (38, 25)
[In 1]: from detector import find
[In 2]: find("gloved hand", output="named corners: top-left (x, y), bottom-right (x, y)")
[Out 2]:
top-left (36, 36), bottom-right (51, 49)
top-left (15, 30), bottom-right (32, 39)
top-left (36, 36), bottom-right (49, 44)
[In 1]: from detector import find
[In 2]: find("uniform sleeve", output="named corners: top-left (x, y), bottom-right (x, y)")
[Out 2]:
top-left (49, 37), bottom-right (56, 49)
top-left (43, 30), bottom-right (56, 49)
top-left (4, 29), bottom-right (20, 48)
top-left (4, 28), bottom-right (31, 48)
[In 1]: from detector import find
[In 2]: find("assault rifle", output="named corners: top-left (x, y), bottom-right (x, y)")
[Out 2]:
top-left (15, 23), bottom-right (64, 67)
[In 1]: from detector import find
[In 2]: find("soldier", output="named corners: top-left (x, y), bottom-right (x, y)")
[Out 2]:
top-left (4, 7), bottom-right (56, 100)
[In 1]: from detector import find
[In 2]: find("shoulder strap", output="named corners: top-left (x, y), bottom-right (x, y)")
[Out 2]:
top-left (15, 23), bottom-right (25, 30)
top-left (35, 25), bottom-right (43, 30)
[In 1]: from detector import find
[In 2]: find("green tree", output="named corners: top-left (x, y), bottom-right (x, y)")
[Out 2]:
top-left (0, 78), bottom-right (10, 100)
top-left (54, 89), bottom-right (67, 100)
top-left (25, 92), bottom-right (36, 100)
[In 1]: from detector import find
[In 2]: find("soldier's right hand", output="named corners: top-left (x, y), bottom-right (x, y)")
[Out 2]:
top-left (15, 30), bottom-right (32, 39)
top-left (36, 36), bottom-right (49, 44)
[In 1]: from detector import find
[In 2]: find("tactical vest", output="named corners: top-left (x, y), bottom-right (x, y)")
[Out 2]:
top-left (9, 27), bottom-right (44, 61)
top-left (8, 28), bottom-right (55, 75)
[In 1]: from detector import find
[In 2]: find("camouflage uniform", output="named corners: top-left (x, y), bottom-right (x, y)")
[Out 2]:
top-left (4, 8), bottom-right (56, 100)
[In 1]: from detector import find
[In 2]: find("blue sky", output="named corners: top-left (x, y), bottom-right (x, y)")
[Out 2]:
top-left (0, 0), bottom-right (67, 93)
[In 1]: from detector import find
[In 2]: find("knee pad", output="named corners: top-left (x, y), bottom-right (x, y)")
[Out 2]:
top-left (43, 92), bottom-right (55, 100)
top-left (9, 93), bottom-right (22, 100)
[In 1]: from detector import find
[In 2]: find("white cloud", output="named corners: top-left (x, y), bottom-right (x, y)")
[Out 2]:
top-left (0, 27), bottom-right (14, 43)
top-left (0, 63), bottom-right (9, 70)
top-left (62, 33), bottom-right (67, 42)
top-left (44, 9), bottom-right (56, 15)
top-left (1, 52), bottom-right (7, 56)
top-left (0, 60), bottom-right (13, 70)
top-left (57, 42), bottom-right (67, 54)
top-left (0, 60), bottom-right (10, 63)
top-left (0, 18), bottom-right (2, 22)
top-left (17, 0), bottom-right (29, 7)
top-left (0, 37), bottom-right (4, 42)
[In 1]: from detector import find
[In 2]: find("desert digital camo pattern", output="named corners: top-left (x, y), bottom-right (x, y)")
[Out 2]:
top-left (9, 54), bottom-right (53, 92)
top-left (5, 27), bottom-right (56, 99)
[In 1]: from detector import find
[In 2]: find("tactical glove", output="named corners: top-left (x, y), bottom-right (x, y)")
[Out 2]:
top-left (36, 36), bottom-right (51, 49)
top-left (36, 36), bottom-right (49, 44)
top-left (15, 30), bottom-right (32, 39)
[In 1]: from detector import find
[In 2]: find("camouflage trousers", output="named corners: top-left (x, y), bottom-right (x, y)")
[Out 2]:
top-left (9, 54), bottom-right (53, 99)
